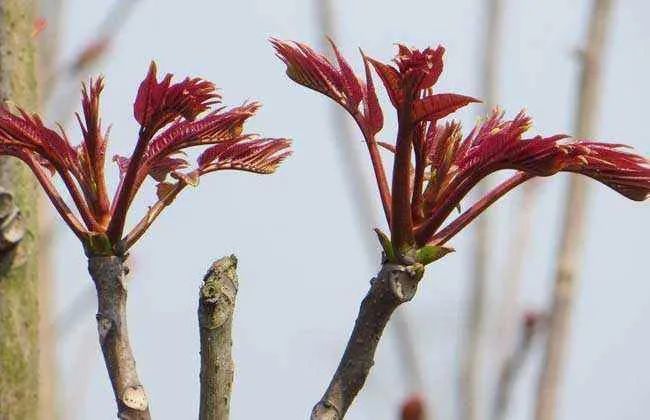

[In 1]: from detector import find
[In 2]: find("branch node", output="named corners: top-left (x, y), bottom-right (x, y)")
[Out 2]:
top-left (386, 263), bottom-right (422, 302)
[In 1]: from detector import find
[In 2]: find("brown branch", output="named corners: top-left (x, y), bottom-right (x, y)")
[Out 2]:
top-left (534, 1), bottom-right (614, 420)
top-left (493, 312), bottom-right (545, 420)
top-left (198, 255), bottom-right (239, 420)
top-left (88, 256), bottom-right (151, 420)
top-left (492, 181), bottom-right (538, 419)
top-left (311, 262), bottom-right (423, 420)
top-left (460, 0), bottom-right (503, 418)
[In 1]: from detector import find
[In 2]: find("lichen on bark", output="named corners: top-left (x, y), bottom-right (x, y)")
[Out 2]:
top-left (198, 255), bottom-right (239, 420)
top-left (0, 1), bottom-right (40, 419)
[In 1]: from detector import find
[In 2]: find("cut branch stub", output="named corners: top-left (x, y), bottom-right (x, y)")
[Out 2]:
top-left (311, 263), bottom-right (423, 420)
top-left (198, 255), bottom-right (239, 420)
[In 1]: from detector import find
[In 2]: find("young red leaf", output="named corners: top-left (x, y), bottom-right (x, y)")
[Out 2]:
top-left (366, 56), bottom-right (403, 107)
top-left (144, 102), bottom-right (259, 165)
top-left (271, 38), bottom-right (343, 102)
top-left (411, 93), bottom-right (479, 122)
top-left (133, 61), bottom-right (220, 132)
top-left (198, 136), bottom-right (292, 175)
top-left (361, 51), bottom-right (384, 134)
top-left (328, 38), bottom-right (363, 109)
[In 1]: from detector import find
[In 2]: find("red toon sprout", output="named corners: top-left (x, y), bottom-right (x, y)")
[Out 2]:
top-left (272, 38), bottom-right (650, 264)
top-left (0, 63), bottom-right (291, 256)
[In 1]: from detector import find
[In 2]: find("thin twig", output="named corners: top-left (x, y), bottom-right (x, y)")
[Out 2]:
top-left (36, 1), bottom-right (65, 417)
top-left (534, 2), bottom-right (614, 420)
top-left (461, 1), bottom-right (503, 417)
top-left (311, 262), bottom-right (423, 420)
top-left (491, 180), bottom-right (538, 420)
top-left (88, 256), bottom-right (151, 420)
top-left (492, 311), bottom-right (545, 420)
top-left (198, 255), bottom-right (239, 420)
top-left (314, 0), bottom-right (426, 398)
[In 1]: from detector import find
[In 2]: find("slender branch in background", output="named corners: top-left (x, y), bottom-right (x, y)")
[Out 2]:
top-left (64, 327), bottom-right (98, 420)
top-left (44, 0), bottom-right (141, 119)
top-left (492, 311), bottom-right (546, 420)
top-left (198, 255), bottom-right (239, 420)
top-left (491, 180), bottom-right (538, 420)
top-left (38, 196), bottom-right (58, 419)
top-left (314, 0), bottom-right (427, 400)
top-left (0, 1), bottom-right (40, 418)
top-left (37, 1), bottom-right (64, 418)
top-left (311, 263), bottom-right (424, 420)
top-left (460, 0), bottom-right (503, 419)
top-left (494, 180), bottom-right (538, 362)
top-left (534, 1), bottom-right (614, 420)
top-left (88, 256), bottom-right (151, 420)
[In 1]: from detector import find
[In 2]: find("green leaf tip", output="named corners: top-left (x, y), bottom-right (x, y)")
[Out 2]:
top-left (415, 244), bottom-right (454, 265)
top-left (374, 228), bottom-right (397, 263)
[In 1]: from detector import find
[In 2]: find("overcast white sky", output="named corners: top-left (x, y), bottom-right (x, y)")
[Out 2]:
top-left (48, 1), bottom-right (649, 419)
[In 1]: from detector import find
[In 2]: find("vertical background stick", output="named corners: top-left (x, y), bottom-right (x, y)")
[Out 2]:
top-left (198, 255), bottom-right (239, 420)
top-left (535, 1), bottom-right (614, 419)
top-left (461, 0), bottom-right (503, 419)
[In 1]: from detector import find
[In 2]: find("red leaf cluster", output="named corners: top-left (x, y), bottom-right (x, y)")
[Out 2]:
top-left (0, 63), bottom-right (291, 254)
top-left (274, 39), bottom-right (650, 258)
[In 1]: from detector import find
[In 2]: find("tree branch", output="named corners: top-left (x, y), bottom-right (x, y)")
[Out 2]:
top-left (311, 262), bottom-right (423, 420)
top-left (88, 256), bottom-right (151, 420)
top-left (534, 1), bottom-right (614, 419)
top-left (492, 312), bottom-right (545, 420)
top-left (198, 255), bottom-right (239, 420)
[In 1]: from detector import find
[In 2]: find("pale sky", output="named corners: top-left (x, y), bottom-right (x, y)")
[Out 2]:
top-left (48, 1), bottom-right (650, 419)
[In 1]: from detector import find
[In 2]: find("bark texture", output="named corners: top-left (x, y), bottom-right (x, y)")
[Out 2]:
top-left (534, 1), bottom-right (614, 420)
top-left (198, 255), bottom-right (239, 420)
top-left (311, 263), bottom-right (423, 420)
top-left (88, 256), bottom-right (151, 420)
top-left (0, 1), bottom-right (40, 418)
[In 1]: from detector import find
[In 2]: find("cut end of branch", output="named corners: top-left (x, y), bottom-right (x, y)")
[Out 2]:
top-left (122, 385), bottom-right (149, 411)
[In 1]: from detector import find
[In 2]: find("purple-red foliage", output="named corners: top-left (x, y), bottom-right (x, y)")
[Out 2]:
top-left (0, 63), bottom-right (291, 255)
top-left (272, 38), bottom-right (650, 261)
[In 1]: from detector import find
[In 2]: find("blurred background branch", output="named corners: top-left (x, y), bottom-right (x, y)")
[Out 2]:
top-left (460, 0), bottom-right (503, 419)
top-left (535, 1), bottom-right (615, 419)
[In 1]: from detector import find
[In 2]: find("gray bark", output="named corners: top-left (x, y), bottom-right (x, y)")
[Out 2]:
top-left (311, 263), bottom-right (423, 420)
top-left (198, 255), bottom-right (238, 420)
top-left (88, 256), bottom-right (151, 420)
